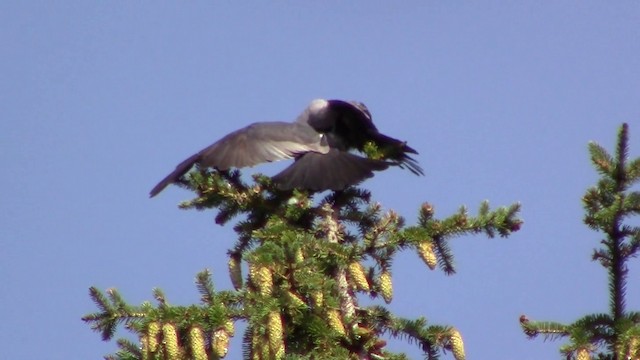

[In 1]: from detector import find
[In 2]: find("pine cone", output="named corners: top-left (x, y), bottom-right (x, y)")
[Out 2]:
top-left (223, 319), bottom-right (235, 337)
top-left (311, 291), bottom-right (324, 307)
top-left (140, 337), bottom-right (150, 360)
top-left (287, 291), bottom-right (306, 307)
top-left (188, 326), bottom-right (207, 360)
top-left (146, 321), bottom-right (160, 352)
top-left (449, 329), bottom-right (465, 360)
top-left (228, 256), bottom-right (243, 290)
top-left (417, 241), bottom-right (437, 270)
top-left (327, 309), bottom-right (346, 335)
top-left (267, 311), bottom-right (284, 358)
top-left (348, 262), bottom-right (370, 291)
top-left (250, 265), bottom-right (273, 296)
top-left (161, 323), bottom-right (180, 360)
top-left (212, 329), bottom-right (230, 358)
top-left (421, 203), bottom-right (434, 217)
top-left (379, 270), bottom-right (393, 303)
top-left (250, 329), bottom-right (263, 360)
top-left (575, 348), bottom-right (590, 360)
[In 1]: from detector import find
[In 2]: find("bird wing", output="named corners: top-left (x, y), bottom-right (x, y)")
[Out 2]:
top-left (149, 122), bottom-right (328, 197)
top-left (271, 149), bottom-right (390, 191)
top-left (198, 121), bottom-right (328, 169)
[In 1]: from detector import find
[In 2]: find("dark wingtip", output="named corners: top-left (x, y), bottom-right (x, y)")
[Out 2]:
top-left (149, 173), bottom-right (179, 198)
top-left (149, 153), bottom-right (201, 198)
top-left (149, 182), bottom-right (167, 198)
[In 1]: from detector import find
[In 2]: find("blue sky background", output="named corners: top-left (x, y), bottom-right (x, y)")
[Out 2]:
top-left (2, 2), bottom-right (639, 359)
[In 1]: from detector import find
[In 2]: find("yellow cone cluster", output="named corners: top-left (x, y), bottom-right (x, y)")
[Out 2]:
top-left (142, 321), bottom-right (236, 359)
top-left (312, 290), bottom-right (324, 307)
top-left (327, 309), bottom-right (346, 335)
top-left (228, 256), bottom-right (243, 290)
top-left (140, 337), bottom-right (150, 360)
top-left (379, 270), bottom-right (393, 303)
top-left (188, 327), bottom-right (207, 360)
top-left (212, 328), bottom-right (230, 358)
top-left (449, 329), bottom-right (465, 360)
top-left (251, 331), bottom-right (270, 360)
top-left (223, 319), bottom-right (235, 337)
top-left (417, 241), bottom-right (437, 270)
top-left (576, 348), bottom-right (590, 360)
top-left (348, 262), bottom-right (370, 291)
top-left (267, 311), bottom-right (285, 359)
top-left (287, 290), bottom-right (306, 307)
top-left (250, 264), bottom-right (273, 296)
top-left (146, 321), bottom-right (160, 352)
top-left (162, 323), bottom-right (180, 360)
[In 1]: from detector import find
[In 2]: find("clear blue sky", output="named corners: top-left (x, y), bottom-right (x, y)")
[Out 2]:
top-left (2, 2), bottom-right (639, 359)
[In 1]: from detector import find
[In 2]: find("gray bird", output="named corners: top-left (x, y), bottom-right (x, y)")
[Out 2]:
top-left (149, 99), bottom-right (422, 197)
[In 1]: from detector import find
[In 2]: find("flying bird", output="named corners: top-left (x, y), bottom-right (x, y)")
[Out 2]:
top-left (149, 99), bottom-right (422, 197)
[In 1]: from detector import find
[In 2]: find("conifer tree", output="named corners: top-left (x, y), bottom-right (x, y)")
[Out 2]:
top-left (520, 123), bottom-right (640, 360)
top-left (84, 146), bottom-right (522, 359)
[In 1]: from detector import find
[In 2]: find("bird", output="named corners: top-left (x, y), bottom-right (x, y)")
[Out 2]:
top-left (149, 99), bottom-right (423, 197)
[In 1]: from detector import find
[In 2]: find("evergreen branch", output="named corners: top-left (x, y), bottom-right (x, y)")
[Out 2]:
top-left (88, 286), bottom-right (114, 314)
top-left (82, 287), bottom-right (146, 341)
top-left (627, 312), bottom-right (640, 324)
top-left (242, 324), bottom-right (254, 360)
top-left (179, 169), bottom-right (285, 227)
top-left (624, 236), bottom-right (638, 258)
top-left (622, 192), bottom-right (640, 215)
top-left (88, 136), bottom-right (524, 359)
top-left (152, 288), bottom-right (167, 307)
top-left (107, 288), bottom-right (131, 313)
top-left (351, 202), bottom-right (383, 237)
top-left (592, 248), bottom-right (612, 267)
top-left (573, 313), bottom-right (614, 341)
top-left (104, 349), bottom-right (138, 360)
top-left (614, 123), bottom-right (629, 187)
top-left (85, 281), bottom-right (245, 359)
top-left (432, 235), bottom-right (456, 275)
top-left (589, 141), bottom-right (615, 177)
top-left (195, 269), bottom-right (216, 305)
top-left (626, 157), bottom-right (640, 185)
top-left (524, 124), bottom-right (640, 358)
top-left (115, 338), bottom-right (142, 359)
top-left (404, 201), bottom-right (522, 274)
top-left (363, 306), bottom-right (439, 359)
top-left (519, 315), bottom-right (569, 341)
top-left (608, 257), bottom-right (627, 320)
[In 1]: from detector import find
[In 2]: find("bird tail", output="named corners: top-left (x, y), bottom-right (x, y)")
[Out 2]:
top-left (272, 150), bottom-right (390, 191)
top-left (369, 133), bottom-right (424, 176)
top-left (395, 153), bottom-right (423, 176)
top-left (149, 153), bottom-right (201, 197)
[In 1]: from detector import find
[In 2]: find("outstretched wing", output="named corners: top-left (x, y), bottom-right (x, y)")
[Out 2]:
top-left (271, 149), bottom-right (390, 191)
top-left (198, 122), bottom-right (327, 169)
top-left (149, 121), bottom-right (328, 197)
